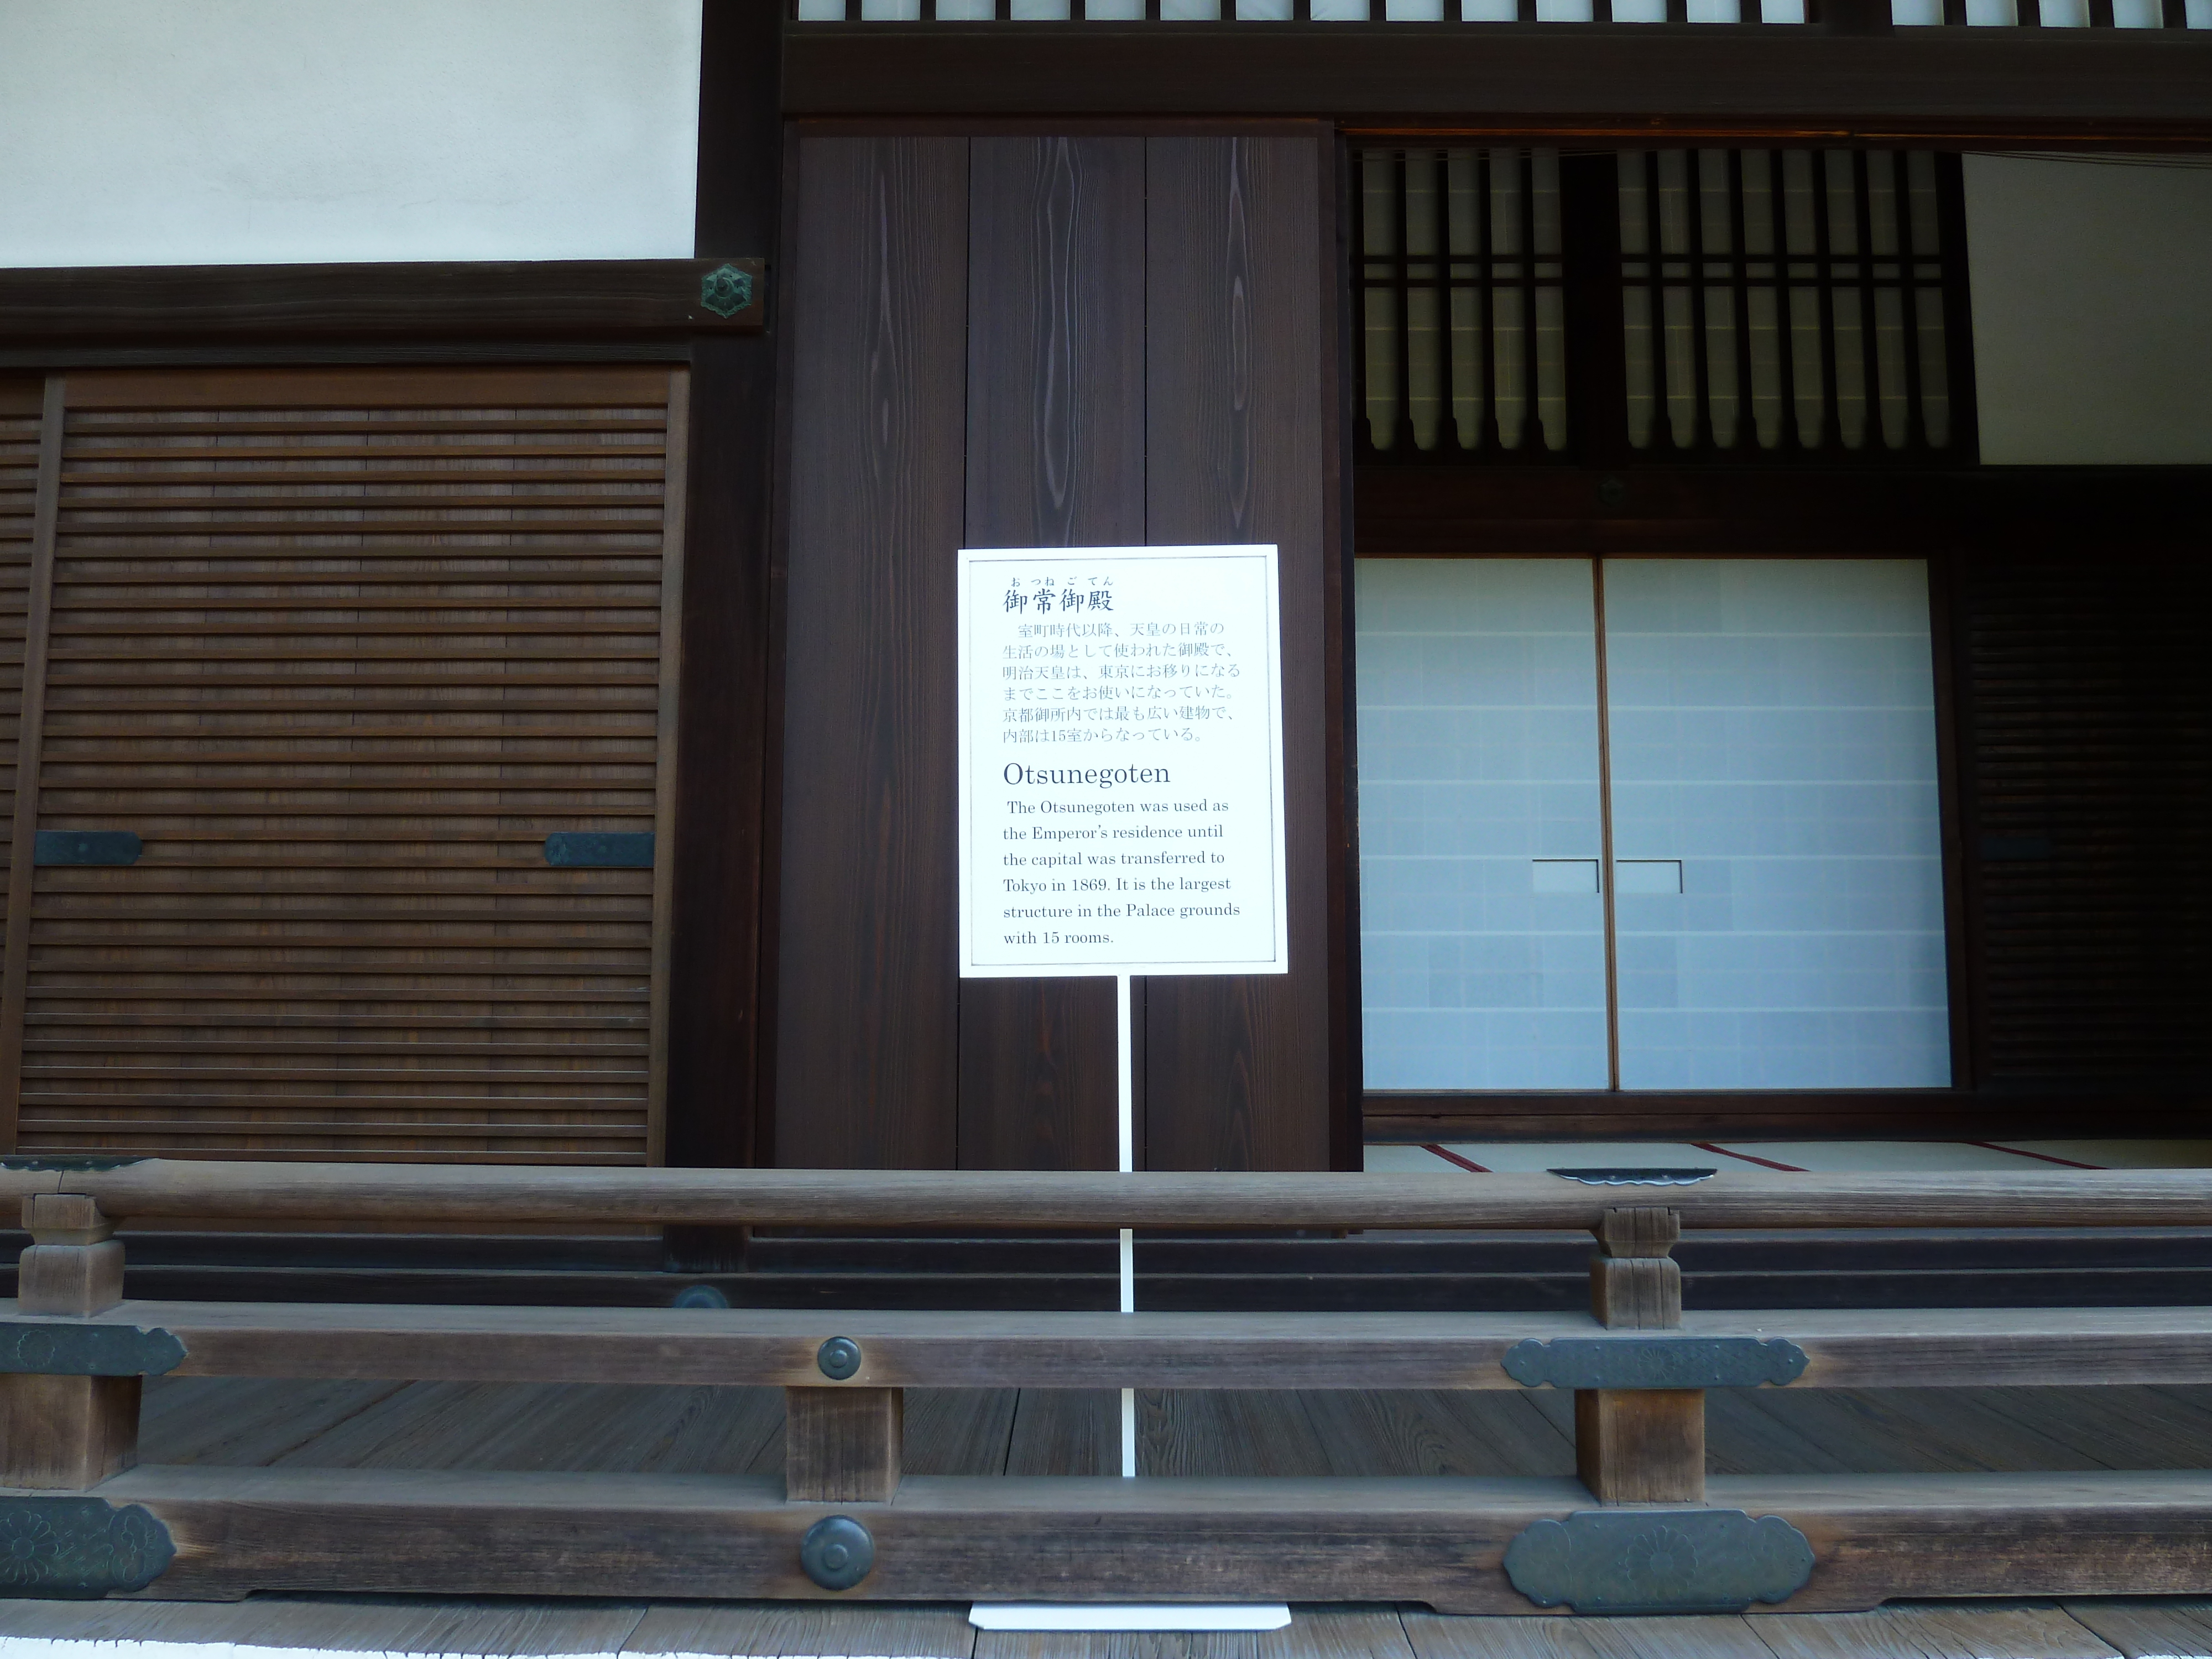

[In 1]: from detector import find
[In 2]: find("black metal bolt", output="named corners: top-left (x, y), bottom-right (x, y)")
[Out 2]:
top-left (817, 1336), bottom-right (863, 1380)
top-left (800, 1515), bottom-right (874, 1590)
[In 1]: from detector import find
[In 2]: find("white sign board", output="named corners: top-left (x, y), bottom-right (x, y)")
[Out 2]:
top-left (957, 545), bottom-right (1288, 981)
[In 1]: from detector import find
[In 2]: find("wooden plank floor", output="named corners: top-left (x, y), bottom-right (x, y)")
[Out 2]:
top-left (11, 1378), bottom-right (2212, 1656)
top-left (129, 1374), bottom-right (2212, 1480)
top-left (10, 1595), bottom-right (2212, 1658)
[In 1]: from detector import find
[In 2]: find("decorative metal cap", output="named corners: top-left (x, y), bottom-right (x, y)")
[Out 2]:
top-left (800, 1515), bottom-right (875, 1590)
top-left (700, 262), bottom-right (755, 318)
top-left (817, 1337), bottom-right (863, 1380)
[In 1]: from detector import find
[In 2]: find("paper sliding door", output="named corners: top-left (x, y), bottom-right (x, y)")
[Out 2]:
top-left (1355, 555), bottom-right (1949, 1096)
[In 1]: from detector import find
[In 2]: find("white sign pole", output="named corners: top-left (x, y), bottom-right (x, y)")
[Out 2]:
top-left (1116, 969), bottom-right (1135, 1478)
top-left (956, 544), bottom-right (1290, 1487)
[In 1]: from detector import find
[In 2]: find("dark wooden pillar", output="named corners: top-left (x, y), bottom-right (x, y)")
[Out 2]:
top-left (663, 1), bottom-right (782, 1265)
top-left (957, 137), bottom-right (1145, 1173)
top-left (1141, 131), bottom-right (1341, 1173)
top-left (773, 135), bottom-right (970, 1171)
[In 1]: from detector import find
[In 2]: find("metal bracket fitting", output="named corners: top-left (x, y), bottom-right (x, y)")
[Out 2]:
top-left (1504, 1508), bottom-right (1814, 1614)
top-left (0, 1156), bottom-right (144, 1172)
top-left (0, 1321), bottom-right (184, 1377)
top-left (1551, 1167), bottom-right (1717, 1186)
top-left (1504, 1335), bottom-right (1806, 1390)
top-left (0, 1498), bottom-right (175, 1598)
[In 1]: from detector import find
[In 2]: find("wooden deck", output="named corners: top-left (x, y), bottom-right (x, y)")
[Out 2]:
top-left (9, 1374), bottom-right (2212, 1655)
top-left (8, 1591), bottom-right (2212, 1659)
top-left (122, 1370), bottom-right (2212, 1484)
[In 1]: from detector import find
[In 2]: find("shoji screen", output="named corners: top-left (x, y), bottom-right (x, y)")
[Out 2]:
top-left (0, 366), bottom-right (686, 1164)
top-left (1355, 560), bottom-right (1608, 1089)
top-left (1604, 560), bottom-right (1949, 1089)
top-left (1357, 556), bottom-right (1949, 1094)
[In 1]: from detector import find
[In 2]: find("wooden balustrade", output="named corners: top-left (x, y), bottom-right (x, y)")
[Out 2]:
top-left (4, 1159), bottom-right (2212, 1610)
top-left (6, 1157), bottom-right (2211, 1230)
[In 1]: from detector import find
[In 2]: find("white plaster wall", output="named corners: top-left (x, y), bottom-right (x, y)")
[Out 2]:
top-left (1966, 153), bottom-right (2212, 465)
top-left (0, 0), bottom-right (702, 267)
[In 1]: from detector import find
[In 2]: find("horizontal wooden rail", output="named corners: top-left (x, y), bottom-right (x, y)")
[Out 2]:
top-left (5, 1159), bottom-right (2212, 1232)
top-left (63, 1465), bottom-right (2212, 1610)
top-left (40, 1300), bottom-right (2212, 1392)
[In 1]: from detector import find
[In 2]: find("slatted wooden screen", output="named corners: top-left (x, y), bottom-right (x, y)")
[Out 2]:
top-left (0, 380), bottom-right (46, 974)
top-left (0, 367), bottom-right (687, 1164)
top-left (1962, 554), bottom-right (2211, 1091)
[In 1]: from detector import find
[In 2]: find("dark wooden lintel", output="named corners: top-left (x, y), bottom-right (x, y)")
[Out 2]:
top-left (785, 25), bottom-right (2212, 138)
top-left (0, 259), bottom-right (766, 352)
top-left (1354, 464), bottom-right (2212, 559)
top-left (1366, 1089), bottom-right (2211, 1142)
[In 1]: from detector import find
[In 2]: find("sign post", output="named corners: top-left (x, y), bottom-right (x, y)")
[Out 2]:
top-left (957, 544), bottom-right (1290, 1479)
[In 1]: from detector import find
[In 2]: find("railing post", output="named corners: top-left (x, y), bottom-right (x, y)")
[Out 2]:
top-left (3, 1194), bottom-right (140, 1489)
top-left (1577, 1204), bottom-right (1704, 1504)
top-left (784, 1387), bottom-right (903, 1504)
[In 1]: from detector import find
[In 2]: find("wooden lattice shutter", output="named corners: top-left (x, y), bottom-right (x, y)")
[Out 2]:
top-left (1962, 554), bottom-right (2212, 1091)
top-left (0, 380), bottom-right (47, 992)
top-left (0, 366), bottom-right (686, 1165)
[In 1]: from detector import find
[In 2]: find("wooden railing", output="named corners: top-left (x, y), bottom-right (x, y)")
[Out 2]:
top-left (6, 1158), bottom-right (2212, 1610)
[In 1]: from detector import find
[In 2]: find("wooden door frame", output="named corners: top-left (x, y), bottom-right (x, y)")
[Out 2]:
top-left (1352, 463), bottom-right (2212, 1142)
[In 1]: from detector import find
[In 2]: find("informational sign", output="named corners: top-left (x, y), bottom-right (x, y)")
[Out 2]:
top-left (957, 545), bottom-right (1288, 982)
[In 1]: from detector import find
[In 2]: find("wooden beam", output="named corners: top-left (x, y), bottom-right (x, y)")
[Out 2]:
top-left (40, 1300), bottom-right (2212, 1391)
top-left (90, 1464), bottom-right (2212, 1610)
top-left (1577, 1388), bottom-right (1705, 1504)
top-left (1577, 1207), bottom-right (1704, 1504)
top-left (784, 1387), bottom-right (903, 1503)
top-left (1365, 1094), bottom-right (2212, 1142)
top-left (0, 1374), bottom-right (139, 1489)
top-left (1353, 465), bottom-right (2212, 562)
top-left (13, 1158), bottom-right (2212, 1232)
top-left (782, 25), bottom-right (2212, 139)
top-left (1589, 1206), bottom-right (1682, 1330)
top-left (0, 260), bottom-right (765, 351)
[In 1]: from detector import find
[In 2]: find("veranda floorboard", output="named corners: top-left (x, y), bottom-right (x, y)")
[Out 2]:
top-left (1709, 1389), bottom-right (2119, 1475)
top-left (137, 1374), bottom-right (409, 1467)
top-left (1294, 1391), bottom-right (1577, 1479)
top-left (0, 1594), bottom-right (650, 1653)
top-left (2065, 1598), bottom-right (2212, 1658)
top-left (905, 1386), bottom-right (1020, 1477)
top-left (1963, 1387), bottom-right (2212, 1471)
top-left (1138, 1390), bottom-right (1339, 1478)
top-left (1005, 1386), bottom-right (1117, 1475)
top-left (1750, 1603), bottom-right (2124, 1658)
top-left (627, 1600), bottom-right (977, 1657)
top-left (971, 1607), bottom-right (1415, 1659)
top-left (1402, 1610), bottom-right (1772, 1658)
top-left (272, 1381), bottom-right (785, 1474)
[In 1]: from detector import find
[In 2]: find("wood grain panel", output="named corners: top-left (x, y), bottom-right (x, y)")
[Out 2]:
top-left (7, 366), bottom-right (687, 1164)
top-left (774, 137), bottom-right (970, 1170)
top-left (958, 136), bottom-right (1145, 1173)
top-left (1142, 133), bottom-right (1335, 1172)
